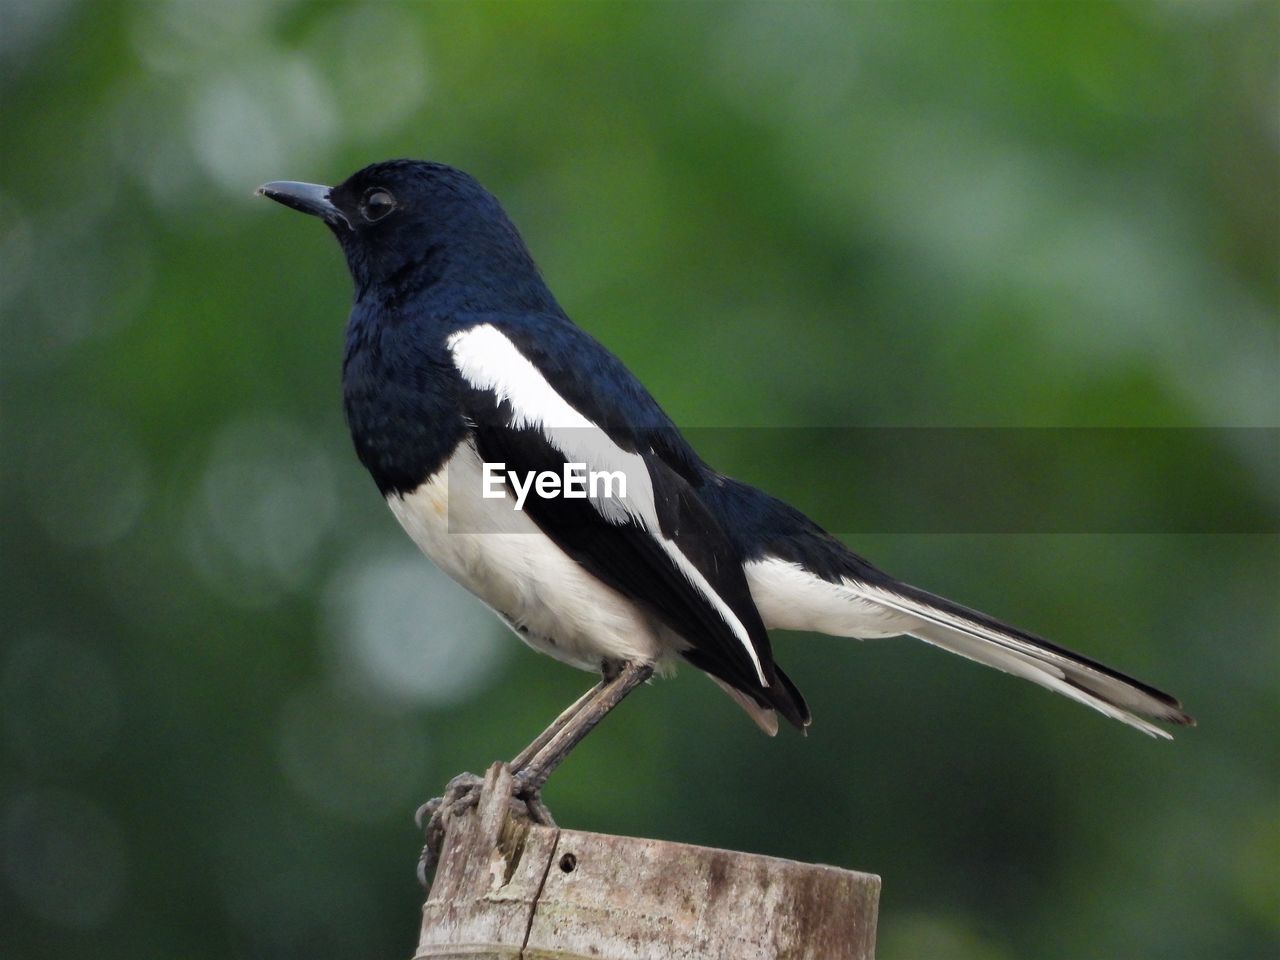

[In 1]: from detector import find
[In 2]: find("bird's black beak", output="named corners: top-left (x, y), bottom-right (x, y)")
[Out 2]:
top-left (256, 180), bottom-right (351, 228)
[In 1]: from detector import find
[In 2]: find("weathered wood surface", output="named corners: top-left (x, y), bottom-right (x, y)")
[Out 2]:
top-left (414, 763), bottom-right (880, 960)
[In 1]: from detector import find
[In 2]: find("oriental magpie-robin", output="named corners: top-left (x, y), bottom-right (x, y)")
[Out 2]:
top-left (258, 161), bottom-right (1192, 859)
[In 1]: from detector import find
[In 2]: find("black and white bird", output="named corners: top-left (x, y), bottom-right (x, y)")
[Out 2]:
top-left (258, 160), bottom-right (1192, 845)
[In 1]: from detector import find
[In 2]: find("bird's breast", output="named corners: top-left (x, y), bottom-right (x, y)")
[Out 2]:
top-left (342, 310), bottom-right (467, 496)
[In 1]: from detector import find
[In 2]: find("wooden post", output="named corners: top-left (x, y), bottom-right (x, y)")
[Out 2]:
top-left (414, 762), bottom-right (880, 959)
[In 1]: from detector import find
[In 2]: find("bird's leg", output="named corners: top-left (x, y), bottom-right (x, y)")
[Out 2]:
top-left (508, 677), bottom-right (606, 773)
top-left (415, 673), bottom-right (616, 887)
top-left (417, 678), bottom-right (600, 823)
top-left (515, 660), bottom-right (654, 796)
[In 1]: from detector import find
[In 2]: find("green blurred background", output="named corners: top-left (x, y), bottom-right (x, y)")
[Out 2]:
top-left (2, 2), bottom-right (1277, 958)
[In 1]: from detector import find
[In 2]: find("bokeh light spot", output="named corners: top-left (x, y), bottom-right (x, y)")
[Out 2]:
top-left (0, 0), bottom-right (78, 67)
top-left (15, 212), bottom-right (156, 361)
top-left (2, 790), bottom-right (128, 928)
top-left (1, 634), bottom-right (120, 775)
top-left (21, 408), bottom-right (151, 549)
top-left (324, 541), bottom-right (508, 708)
top-left (184, 416), bottom-right (337, 608)
top-left (306, 3), bottom-right (430, 139)
top-left (189, 57), bottom-right (338, 197)
top-left (276, 683), bottom-right (428, 823)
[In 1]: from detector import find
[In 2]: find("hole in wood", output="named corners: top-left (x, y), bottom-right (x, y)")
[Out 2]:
top-left (558, 852), bottom-right (577, 873)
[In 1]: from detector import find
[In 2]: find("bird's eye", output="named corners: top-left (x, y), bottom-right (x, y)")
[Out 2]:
top-left (359, 188), bottom-right (397, 223)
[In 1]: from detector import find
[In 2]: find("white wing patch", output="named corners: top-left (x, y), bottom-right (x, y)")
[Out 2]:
top-left (447, 323), bottom-right (768, 686)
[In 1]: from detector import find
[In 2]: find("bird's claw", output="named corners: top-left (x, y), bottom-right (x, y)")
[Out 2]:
top-left (414, 771), bottom-right (485, 831)
top-left (415, 770), bottom-right (557, 888)
top-left (513, 772), bottom-right (556, 828)
top-left (416, 772), bottom-right (485, 887)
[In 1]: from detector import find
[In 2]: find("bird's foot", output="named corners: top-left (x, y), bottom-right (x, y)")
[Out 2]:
top-left (415, 769), bottom-right (557, 888)
top-left (512, 773), bottom-right (558, 834)
top-left (415, 771), bottom-right (484, 887)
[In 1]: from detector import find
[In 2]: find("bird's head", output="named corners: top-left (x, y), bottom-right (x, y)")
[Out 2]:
top-left (257, 159), bottom-right (550, 307)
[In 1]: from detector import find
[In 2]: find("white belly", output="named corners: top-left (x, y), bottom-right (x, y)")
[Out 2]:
top-left (386, 440), bottom-right (667, 673)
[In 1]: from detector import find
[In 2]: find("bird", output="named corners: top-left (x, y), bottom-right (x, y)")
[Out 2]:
top-left (257, 159), bottom-right (1192, 867)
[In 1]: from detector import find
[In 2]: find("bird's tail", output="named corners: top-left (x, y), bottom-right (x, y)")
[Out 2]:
top-left (704, 476), bottom-right (1192, 738)
top-left (848, 577), bottom-right (1195, 738)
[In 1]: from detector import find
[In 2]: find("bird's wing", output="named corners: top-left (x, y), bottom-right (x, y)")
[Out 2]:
top-left (445, 317), bottom-right (809, 728)
top-left (702, 476), bottom-right (1192, 738)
